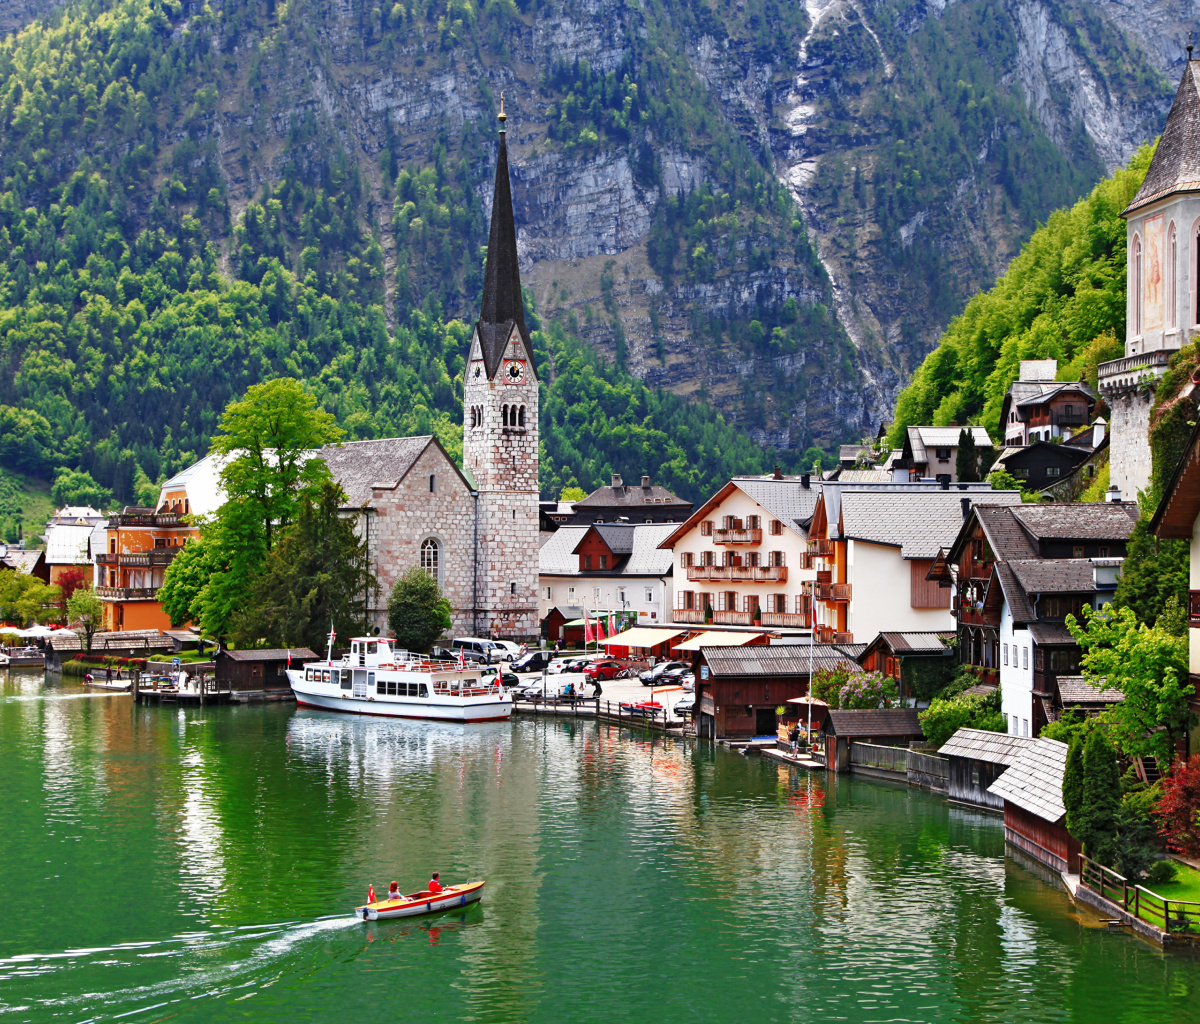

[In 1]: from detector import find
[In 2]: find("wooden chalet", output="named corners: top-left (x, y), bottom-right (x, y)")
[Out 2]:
top-left (857, 631), bottom-right (954, 702)
top-left (695, 643), bottom-right (858, 741)
top-left (215, 648), bottom-right (317, 698)
top-left (995, 441), bottom-right (1090, 492)
top-left (938, 728), bottom-right (1035, 811)
top-left (987, 736), bottom-right (1080, 875)
top-left (0, 547), bottom-right (49, 583)
top-left (823, 709), bottom-right (924, 772)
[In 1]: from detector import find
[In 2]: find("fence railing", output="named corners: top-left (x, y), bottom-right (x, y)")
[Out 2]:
top-left (849, 742), bottom-right (908, 772)
top-left (1078, 854), bottom-right (1200, 934)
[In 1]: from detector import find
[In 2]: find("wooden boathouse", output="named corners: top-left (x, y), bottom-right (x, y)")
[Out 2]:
top-left (987, 736), bottom-right (1080, 875)
top-left (938, 728), bottom-right (1035, 811)
top-left (215, 648), bottom-right (317, 700)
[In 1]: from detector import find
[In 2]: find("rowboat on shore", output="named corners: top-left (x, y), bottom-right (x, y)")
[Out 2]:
top-left (354, 880), bottom-right (486, 920)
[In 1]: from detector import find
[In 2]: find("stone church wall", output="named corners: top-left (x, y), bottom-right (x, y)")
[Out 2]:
top-left (1106, 389), bottom-right (1154, 501)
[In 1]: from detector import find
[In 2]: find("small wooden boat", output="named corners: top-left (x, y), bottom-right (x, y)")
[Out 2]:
top-left (354, 880), bottom-right (485, 921)
top-left (83, 678), bottom-right (132, 692)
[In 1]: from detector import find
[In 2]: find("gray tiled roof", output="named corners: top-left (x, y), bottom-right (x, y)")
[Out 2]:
top-left (318, 437), bottom-right (436, 506)
top-left (838, 490), bottom-right (1022, 559)
top-left (623, 524), bottom-right (678, 575)
top-left (1029, 621), bottom-right (1078, 645)
top-left (876, 631), bottom-right (955, 653)
top-left (539, 526), bottom-right (589, 575)
top-left (591, 524), bottom-right (636, 555)
top-left (734, 478), bottom-right (823, 536)
top-left (1011, 503), bottom-right (1139, 541)
top-left (223, 648), bottom-right (319, 662)
top-left (992, 563), bottom-right (1037, 623)
top-left (825, 708), bottom-right (924, 738)
top-left (836, 469), bottom-right (892, 483)
top-left (975, 505), bottom-right (1039, 561)
top-left (1008, 559), bottom-right (1099, 594)
top-left (701, 644), bottom-right (862, 677)
top-left (50, 630), bottom-right (175, 652)
top-left (906, 425), bottom-right (994, 465)
top-left (1013, 382), bottom-right (1096, 408)
top-left (987, 737), bottom-right (1069, 822)
top-left (574, 480), bottom-right (691, 510)
top-left (1126, 60), bottom-right (1200, 213)
top-left (1056, 675), bottom-right (1125, 704)
top-left (539, 524), bottom-right (675, 577)
top-left (939, 727), bottom-right (1036, 764)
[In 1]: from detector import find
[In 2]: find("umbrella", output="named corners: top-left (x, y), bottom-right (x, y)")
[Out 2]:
top-left (786, 695), bottom-right (829, 706)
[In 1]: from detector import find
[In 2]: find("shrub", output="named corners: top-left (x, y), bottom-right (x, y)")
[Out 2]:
top-left (1148, 859), bottom-right (1178, 886)
top-left (918, 690), bottom-right (1005, 748)
top-left (1156, 753), bottom-right (1200, 858)
top-left (838, 672), bottom-right (899, 709)
top-left (1112, 788), bottom-right (1162, 881)
top-left (1074, 728), bottom-right (1121, 866)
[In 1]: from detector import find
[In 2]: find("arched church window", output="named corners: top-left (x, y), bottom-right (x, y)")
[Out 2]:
top-left (1168, 222), bottom-right (1178, 329)
top-left (420, 538), bottom-right (439, 580)
top-left (518, 405), bottom-right (525, 427)
top-left (502, 405), bottom-right (509, 427)
top-left (429, 474), bottom-right (436, 494)
top-left (1132, 234), bottom-right (1143, 335)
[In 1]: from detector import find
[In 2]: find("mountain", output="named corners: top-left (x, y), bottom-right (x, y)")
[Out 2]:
top-left (0, 0), bottom-right (1184, 501)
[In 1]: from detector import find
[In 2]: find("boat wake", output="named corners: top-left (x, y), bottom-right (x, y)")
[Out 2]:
top-left (0, 915), bottom-right (363, 1021)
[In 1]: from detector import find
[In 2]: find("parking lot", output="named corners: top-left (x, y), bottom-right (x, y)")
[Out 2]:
top-left (508, 656), bottom-right (694, 716)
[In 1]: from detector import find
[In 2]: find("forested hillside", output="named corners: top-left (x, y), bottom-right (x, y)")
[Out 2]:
top-left (0, 0), bottom-right (808, 506)
top-left (887, 145), bottom-right (1152, 443)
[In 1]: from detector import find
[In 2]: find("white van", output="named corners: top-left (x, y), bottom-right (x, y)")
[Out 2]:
top-left (451, 637), bottom-right (506, 662)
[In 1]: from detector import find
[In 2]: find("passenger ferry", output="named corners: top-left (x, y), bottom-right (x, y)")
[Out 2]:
top-left (286, 635), bottom-right (512, 723)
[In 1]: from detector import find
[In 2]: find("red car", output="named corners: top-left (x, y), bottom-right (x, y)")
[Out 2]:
top-left (584, 660), bottom-right (628, 681)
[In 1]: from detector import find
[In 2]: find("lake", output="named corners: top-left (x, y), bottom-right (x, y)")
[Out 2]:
top-left (1, 669), bottom-right (1198, 1023)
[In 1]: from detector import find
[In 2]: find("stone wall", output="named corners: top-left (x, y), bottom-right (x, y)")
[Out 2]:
top-left (1104, 387), bottom-right (1154, 500)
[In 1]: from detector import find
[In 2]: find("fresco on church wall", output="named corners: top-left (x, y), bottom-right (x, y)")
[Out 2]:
top-left (1144, 213), bottom-right (1163, 331)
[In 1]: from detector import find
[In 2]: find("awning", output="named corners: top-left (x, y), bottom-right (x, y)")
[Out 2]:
top-left (787, 695), bottom-right (829, 706)
top-left (675, 631), bottom-right (767, 651)
top-left (602, 627), bottom-right (685, 648)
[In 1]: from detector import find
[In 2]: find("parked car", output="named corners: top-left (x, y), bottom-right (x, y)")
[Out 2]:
top-left (490, 640), bottom-right (521, 661)
top-left (658, 665), bottom-right (693, 685)
top-left (432, 646), bottom-right (486, 665)
top-left (639, 660), bottom-right (687, 686)
top-left (513, 650), bottom-right (552, 673)
top-left (512, 679), bottom-right (551, 699)
top-left (546, 658), bottom-right (573, 675)
top-left (673, 697), bottom-right (696, 717)
top-left (480, 666), bottom-right (519, 688)
top-left (584, 660), bottom-right (628, 681)
top-left (450, 637), bottom-right (506, 662)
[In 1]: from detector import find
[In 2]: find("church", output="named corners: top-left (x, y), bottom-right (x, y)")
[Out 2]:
top-left (1101, 52), bottom-right (1200, 499)
top-left (107, 107), bottom-right (540, 642)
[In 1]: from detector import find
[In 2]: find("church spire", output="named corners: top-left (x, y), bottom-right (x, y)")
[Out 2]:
top-left (476, 93), bottom-right (533, 378)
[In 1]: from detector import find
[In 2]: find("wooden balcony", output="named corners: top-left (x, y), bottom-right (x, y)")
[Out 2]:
top-left (672, 608), bottom-right (709, 624)
top-left (687, 565), bottom-right (787, 583)
top-left (95, 549), bottom-right (180, 567)
top-left (713, 610), bottom-right (754, 625)
top-left (107, 512), bottom-right (184, 528)
top-left (814, 625), bottom-right (835, 643)
top-left (714, 528), bottom-right (762, 545)
top-left (808, 538), bottom-right (833, 557)
top-left (760, 612), bottom-right (810, 627)
top-left (834, 631), bottom-right (855, 644)
top-left (815, 582), bottom-right (852, 602)
top-left (96, 586), bottom-right (160, 601)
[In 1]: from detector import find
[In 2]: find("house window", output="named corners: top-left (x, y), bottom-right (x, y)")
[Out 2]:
top-left (511, 582), bottom-right (517, 595)
top-left (770, 520), bottom-right (783, 536)
top-left (682, 552), bottom-right (693, 568)
top-left (769, 551), bottom-right (785, 567)
top-left (746, 552), bottom-right (760, 567)
top-left (1023, 647), bottom-right (1028, 670)
top-left (645, 588), bottom-right (653, 602)
top-left (703, 551), bottom-right (715, 566)
top-left (1023, 719), bottom-right (1029, 737)
top-left (1099, 546), bottom-right (1109, 558)
top-left (593, 587), bottom-right (601, 601)
top-left (545, 586), bottom-right (552, 600)
top-left (568, 587), bottom-right (575, 601)
top-left (683, 590), bottom-right (695, 609)
top-left (1003, 643), bottom-right (1008, 666)
top-left (935, 448), bottom-right (951, 462)
top-left (744, 594), bottom-right (759, 614)
top-left (1072, 545), bottom-right (1084, 558)
top-left (584, 555), bottom-right (593, 569)
top-left (747, 515), bottom-right (760, 530)
top-left (518, 406), bottom-right (526, 427)
top-left (700, 521), bottom-right (713, 537)
top-left (1046, 467), bottom-right (1061, 477)
top-left (617, 587), bottom-right (626, 604)
top-left (420, 538), bottom-right (439, 580)
top-left (599, 555), bottom-right (608, 569)
top-left (429, 474), bottom-right (436, 493)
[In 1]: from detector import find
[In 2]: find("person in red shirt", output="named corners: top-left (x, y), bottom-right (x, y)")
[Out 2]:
top-left (428, 872), bottom-right (443, 894)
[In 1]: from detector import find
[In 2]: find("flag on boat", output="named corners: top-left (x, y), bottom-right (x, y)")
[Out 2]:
top-left (286, 649), bottom-right (291, 668)
top-left (368, 885), bottom-right (376, 904)
top-left (458, 647), bottom-right (467, 670)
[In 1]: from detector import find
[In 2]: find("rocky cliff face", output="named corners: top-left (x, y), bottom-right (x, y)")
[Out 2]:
top-left (16, 0), bottom-right (1180, 451)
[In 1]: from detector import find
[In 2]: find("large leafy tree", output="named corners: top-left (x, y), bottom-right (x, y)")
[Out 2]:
top-left (1073, 728), bottom-right (1121, 866)
top-left (387, 567), bottom-right (452, 653)
top-left (233, 480), bottom-right (374, 652)
top-left (66, 588), bottom-right (104, 651)
top-left (1067, 604), bottom-right (1192, 764)
top-left (158, 540), bottom-right (215, 628)
top-left (0, 572), bottom-right (60, 626)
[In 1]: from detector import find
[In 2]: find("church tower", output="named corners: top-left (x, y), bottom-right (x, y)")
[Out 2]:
top-left (1101, 53), bottom-right (1200, 499)
top-left (462, 99), bottom-right (540, 642)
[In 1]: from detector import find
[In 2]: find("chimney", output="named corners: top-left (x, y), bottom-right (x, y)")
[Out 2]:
top-left (960, 497), bottom-right (972, 520)
top-left (1105, 484), bottom-right (1122, 504)
top-left (774, 465), bottom-right (783, 480)
top-left (612, 473), bottom-right (623, 488)
top-left (641, 475), bottom-right (651, 488)
top-left (801, 473), bottom-right (810, 489)
top-left (940, 477), bottom-right (950, 490)
top-left (1092, 418), bottom-right (1107, 449)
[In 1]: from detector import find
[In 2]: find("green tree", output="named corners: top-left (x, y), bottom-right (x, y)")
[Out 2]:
top-left (1067, 604), bottom-right (1192, 764)
top-left (560, 486), bottom-right (586, 501)
top-left (67, 588), bottom-right (104, 651)
top-left (158, 540), bottom-right (214, 628)
top-left (51, 469), bottom-right (113, 509)
top-left (1112, 788), bottom-right (1160, 881)
top-left (0, 573), bottom-right (59, 626)
top-left (918, 689), bottom-right (1005, 748)
top-left (233, 480), bottom-right (374, 652)
top-left (1113, 519), bottom-right (1188, 628)
top-left (387, 567), bottom-right (451, 653)
top-left (1074, 727), bottom-right (1121, 866)
top-left (956, 428), bottom-right (979, 482)
top-left (1062, 735), bottom-right (1085, 836)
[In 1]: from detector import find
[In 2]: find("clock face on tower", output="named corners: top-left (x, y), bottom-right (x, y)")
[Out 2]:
top-left (503, 359), bottom-right (526, 385)
top-left (471, 362), bottom-right (483, 382)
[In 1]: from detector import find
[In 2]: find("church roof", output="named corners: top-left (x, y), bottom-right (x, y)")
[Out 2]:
top-left (477, 126), bottom-right (536, 379)
top-left (1126, 60), bottom-right (1200, 214)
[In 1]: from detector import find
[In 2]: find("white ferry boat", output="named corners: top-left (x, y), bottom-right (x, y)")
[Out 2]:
top-left (286, 635), bottom-right (512, 723)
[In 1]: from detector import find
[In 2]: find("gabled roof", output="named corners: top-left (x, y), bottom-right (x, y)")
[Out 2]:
top-left (1125, 60), bottom-right (1200, 214)
top-left (540, 523), bottom-right (675, 577)
top-left (1056, 675), bottom-right (1125, 704)
top-left (574, 480), bottom-right (691, 511)
top-left (1011, 503), bottom-right (1139, 541)
top-left (540, 526), bottom-right (589, 575)
top-left (701, 643), bottom-right (861, 677)
top-left (986, 737), bottom-right (1069, 822)
top-left (1028, 621), bottom-right (1078, 645)
top-left (991, 562), bottom-right (1036, 622)
top-left (859, 631), bottom-right (955, 661)
top-left (1013, 382), bottom-right (1096, 408)
top-left (44, 520), bottom-right (98, 565)
top-left (1007, 559), bottom-right (1101, 594)
top-left (836, 489), bottom-right (1021, 559)
top-left (905, 425), bottom-right (993, 465)
top-left (580, 524), bottom-right (636, 556)
top-left (476, 129), bottom-right (536, 378)
top-left (1, 549), bottom-right (44, 574)
top-left (318, 436), bottom-right (455, 506)
top-left (938, 727), bottom-right (1036, 764)
top-left (996, 442), bottom-right (1090, 469)
top-left (658, 477), bottom-right (823, 548)
top-left (824, 708), bottom-right (924, 738)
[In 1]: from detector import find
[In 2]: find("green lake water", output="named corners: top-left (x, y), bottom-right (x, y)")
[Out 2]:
top-left (3, 670), bottom-right (1200, 1023)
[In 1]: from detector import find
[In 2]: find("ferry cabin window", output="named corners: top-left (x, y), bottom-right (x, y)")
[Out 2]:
top-left (322, 670), bottom-right (331, 683)
top-left (367, 641), bottom-right (377, 655)
top-left (340, 670), bottom-right (352, 690)
top-left (368, 673), bottom-right (375, 688)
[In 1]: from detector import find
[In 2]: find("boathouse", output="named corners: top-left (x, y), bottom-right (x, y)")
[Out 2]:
top-left (987, 736), bottom-right (1080, 874)
top-left (823, 709), bottom-right (924, 772)
top-left (215, 649), bottom-right (317, 699)
top-left (938, 728), bottom-right (1035, 811)
top-left (695, 643), bottom-right (860, 741)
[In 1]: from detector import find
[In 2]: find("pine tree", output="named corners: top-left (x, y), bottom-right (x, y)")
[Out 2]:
top-left (956, 428), bottom-right (979, 482)
top-left (1062, 735), bottom-right (1085, 837)
top-left (1076, 729), bottom-right (1121, 866)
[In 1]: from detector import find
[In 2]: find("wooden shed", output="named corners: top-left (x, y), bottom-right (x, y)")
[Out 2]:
top-left (823, 709), bottom-right (924, 772)
top-left (987, 736), bottom-right (1080, 875)
top-left (216, 649), bottom-right (317, 697)
top-left (938, 728), bottom-right (1035, 811)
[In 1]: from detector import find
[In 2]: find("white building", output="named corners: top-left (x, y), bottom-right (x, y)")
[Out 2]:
top-left (43, 506), bottom-right (107, 584)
